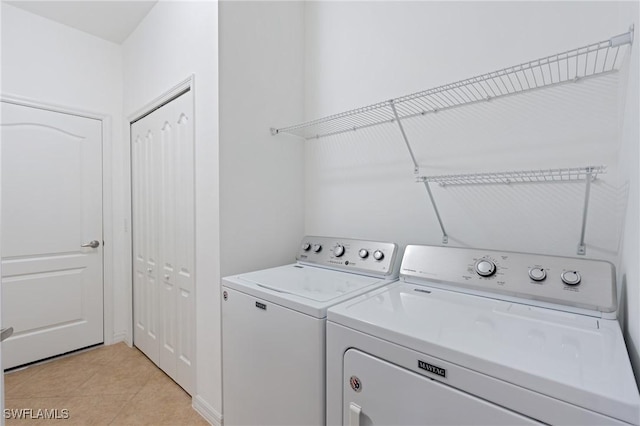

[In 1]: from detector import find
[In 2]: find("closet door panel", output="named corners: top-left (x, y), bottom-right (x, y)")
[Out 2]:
top-left (175, 108), bottom-right (195, 394)
top-left (131, 89), bottom-right (194, 395)
top-left (158, 114), bottom-right (177, 378)
top-left (132, 128), bottom-right (160, 365)
top-left (160, 277), bottom-right (177, 378)
top-left (177, 285), bottom-right (194, 393)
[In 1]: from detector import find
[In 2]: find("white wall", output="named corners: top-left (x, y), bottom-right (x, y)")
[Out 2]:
top-left (0, 3), bottom-right (125, 342)
top-left (217, 1), bottom-right (305, 421)
top-left (1, 4), bottom-right (122, 112)
top-left (219, 1), bottom-right (305, 277)
top-left (304, 2), bottom-right (629, 258)
top-left (303, 0), bottom-right (639, 382)
top-left (616, 2), bottom-right (640, 384)
top-left (121, 1), bottom-right (221, 422)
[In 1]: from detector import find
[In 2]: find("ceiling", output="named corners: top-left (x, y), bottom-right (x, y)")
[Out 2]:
top-left (5, 1), bottom-right (158, 44)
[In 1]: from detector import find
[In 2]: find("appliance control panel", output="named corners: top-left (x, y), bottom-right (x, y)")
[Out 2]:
top-left (400, 245), bottom-right (616, 315)
top-left (296, 236), bottom-right (398, 277)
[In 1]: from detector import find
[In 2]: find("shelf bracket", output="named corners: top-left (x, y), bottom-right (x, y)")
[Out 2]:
top-left (389, 100), bottom-right (419, 174)
top-left (422, 179), bottom-right (449, 244)
top-left (389, 100), bottom-right (449, 244)
top-left (577, 167), bottom-right (595, 255)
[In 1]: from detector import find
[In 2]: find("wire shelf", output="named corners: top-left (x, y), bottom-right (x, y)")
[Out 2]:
top-left (272, 30), bottom-right (633, 140)
top-left (418, 166), bottom-right (606, 186)
top-left (271, 28), bottom-right (632, 255)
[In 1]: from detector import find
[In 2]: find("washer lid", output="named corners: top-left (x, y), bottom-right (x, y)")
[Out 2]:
top-left (328, 282), bottom-right (640, 425)
top-left (223, 264), bottom-right (393, 318)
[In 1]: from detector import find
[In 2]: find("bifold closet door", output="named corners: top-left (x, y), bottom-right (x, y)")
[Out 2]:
top-left (131, 90), bottom-right (195, 395)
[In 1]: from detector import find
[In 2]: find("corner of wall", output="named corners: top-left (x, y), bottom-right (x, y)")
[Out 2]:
top-left (616, 4), bottom-right (640, 386)
top-left (192, 395), bottom-right (223, 426)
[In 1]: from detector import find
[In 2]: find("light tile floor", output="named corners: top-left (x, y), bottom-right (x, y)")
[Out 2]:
top-left (4, 343), bottom-right (209, 425)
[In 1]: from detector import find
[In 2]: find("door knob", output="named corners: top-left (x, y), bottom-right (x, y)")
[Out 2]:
top-left (81, 240), bottom-right (100, 249)
top-left (1, 327), bottom-right (14, 342)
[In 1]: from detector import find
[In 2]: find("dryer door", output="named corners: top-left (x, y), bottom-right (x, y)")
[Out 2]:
top-left (342, 349), bottom-right (541, 425)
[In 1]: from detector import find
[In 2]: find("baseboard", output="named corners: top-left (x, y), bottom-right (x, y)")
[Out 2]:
top-left (111, 331), bottom-right (129, 345)
top-left (192, 395), bottom-right (222, 426)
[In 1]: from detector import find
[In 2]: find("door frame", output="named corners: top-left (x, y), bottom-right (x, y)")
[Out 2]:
top-left (124, 74), bottom-right (195, 346)
top-left (0, 93), bottom-right (115, 346)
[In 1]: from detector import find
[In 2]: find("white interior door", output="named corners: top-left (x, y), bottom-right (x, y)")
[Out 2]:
top-left (0, 101), bottom-right (104, 369)
top-left (131, 89), bottom-right (195, 395)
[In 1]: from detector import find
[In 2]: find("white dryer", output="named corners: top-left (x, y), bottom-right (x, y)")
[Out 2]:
top-left (327, 245), bottom-right (640, 425)
top-left (222, 236), bottom-right (399, 426)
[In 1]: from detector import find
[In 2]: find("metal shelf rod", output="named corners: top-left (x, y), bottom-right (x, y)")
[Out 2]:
top-left (422, 180), bottom-right (448, 244)
top-left (577, 167), bottom-right (594, 255)
top-left (390, 99), bottom-right (449, 243)
top-left (389, 100), bottom-right (419, 172)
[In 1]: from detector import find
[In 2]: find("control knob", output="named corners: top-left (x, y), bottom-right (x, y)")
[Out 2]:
top-left (302, 243), bottom-right (311, 251)
top-left (358, 249), bottom-right (369, 259)
top-left (475, 259), bottom-right (496, 277)
top-left (373, 250), bottom-right (384, 261)
top-left (334, 244), bottom-right (345, 257)
top-left (313, 244), bottom-right (322, 253)
top-left (528, 267), bottom-right (546, 282)
top-left (561, 270), bottom-right (581, 286)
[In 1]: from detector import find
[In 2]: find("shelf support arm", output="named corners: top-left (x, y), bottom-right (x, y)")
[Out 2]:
top-left (389, 100), bottom-right (420, 173)
top-left (422, 180), bottom-right (449, 244)
top-left (577, 167), bottom-right (594, 255)
top-left (390, 100), bottom-right (448, 244)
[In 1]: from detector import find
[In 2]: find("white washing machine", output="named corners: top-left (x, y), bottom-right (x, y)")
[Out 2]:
top-left (327, 245), bottom-right (640, 426)
top-left (222, 236), bottom-right (399, 426)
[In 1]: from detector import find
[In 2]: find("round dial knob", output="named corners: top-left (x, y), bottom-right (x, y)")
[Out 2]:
top-left (475, 259), bottom-right (496, 277)
top-left (334, 244), bottom-right (345, 257)
top-left (358, 249), bottom-right (369, 259)
top-left (373, 250), bottom-right (384, 261)
top-left (561, 270), bottom-right (581, 286)
top-left (302, 243), bottom-right (311, 251)
top-left (312, 244), bottom-right (322, 253)
top-left (528, 267), bottom-right (547, 282)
